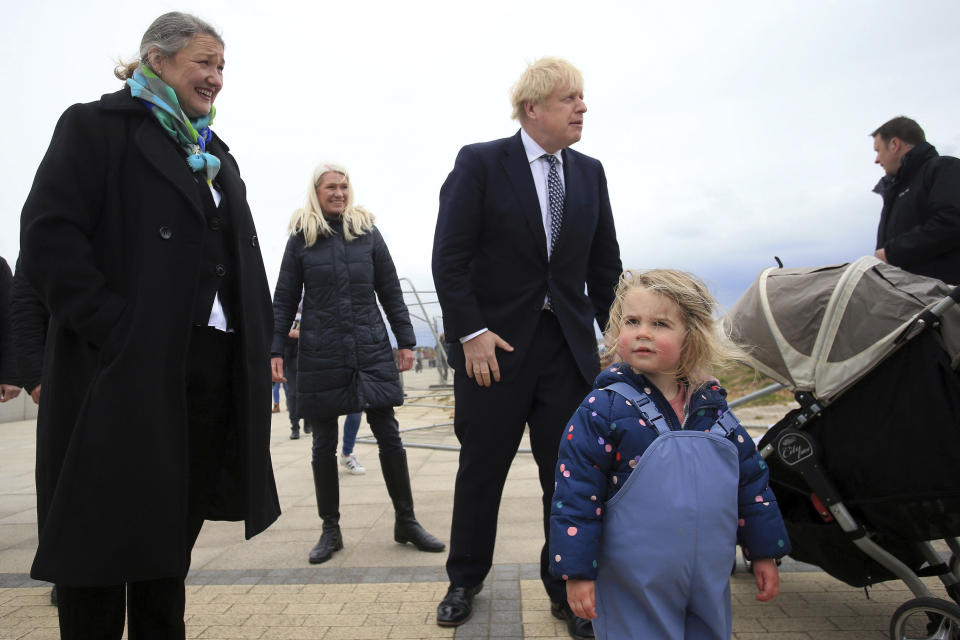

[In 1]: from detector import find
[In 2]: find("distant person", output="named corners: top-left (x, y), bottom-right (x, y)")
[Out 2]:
top-left (431, 57), bottom-right (621, 638)
top-left (414, 350), bottom-right (423, 373)
top-left (272, 162), bottom-right (444, 565)
top-left (272, 381), bottom-right (284, 412)
top-left (435, 333), bottom-right (449, 384)
top-left (283, 299), bottom-right (307, 439)
top-left (0, 257), bottom-right (21, 403)
top-left (871, 116), bottom-right (960, 283)
top-left (19, 12), bottom-right (279, 637)
top-left (340, 412), bottom-right (366, 474)
top-left (550, 269), bottom-right (790, 639)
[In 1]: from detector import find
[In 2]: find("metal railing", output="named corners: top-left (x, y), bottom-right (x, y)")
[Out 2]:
top-left (364, 278), bottom-right (790, 453)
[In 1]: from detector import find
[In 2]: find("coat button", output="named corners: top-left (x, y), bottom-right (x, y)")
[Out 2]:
top-left (159, 226), bottom-right (172, 240)
top-left (251, 235), bottom-right (258, 247)
top-left (215, 264), bottom-right (226, 277)
top-left (209, 216), bottom-right (222, 230)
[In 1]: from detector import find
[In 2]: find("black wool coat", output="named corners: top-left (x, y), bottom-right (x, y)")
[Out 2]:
top-left (272, 219), bottom-right (415, 418)
top-left (20, 88), bottom-right (280, 585)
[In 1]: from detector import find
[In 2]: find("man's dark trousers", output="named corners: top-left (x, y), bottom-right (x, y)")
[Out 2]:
top-left (446, 311), bottom-right (589, 602)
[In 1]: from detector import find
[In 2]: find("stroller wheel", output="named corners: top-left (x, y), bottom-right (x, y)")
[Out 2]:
top-left (889, 596), bottom-right (960, 640)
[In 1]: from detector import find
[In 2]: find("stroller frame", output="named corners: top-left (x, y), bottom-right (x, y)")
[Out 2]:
top-left (756, 286), bottom-right (960, 639)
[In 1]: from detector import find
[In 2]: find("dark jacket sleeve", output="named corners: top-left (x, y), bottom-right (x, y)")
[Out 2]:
top-left (885, 157), bottom-right (960, 267)
top-left (585, 162), bottom-right (622, 332)
top-left (10, 259), bottom-right (48, 393)
top-left (732, 419), bottom-right (791, 560)
top-left (431, 145), bottom-right (487, 341)
top-left (550, 389), bottom-right (619, 580)
top-left (0, 257), bottom-right (16, 386)
top-left (19, 103), bottom-right (125, 349)
top-left (372, 227), bottom-right (415, 350)
top-left (271, 234), bottom-right (304, 357)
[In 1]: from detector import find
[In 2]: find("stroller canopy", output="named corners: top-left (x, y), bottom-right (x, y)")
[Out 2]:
top-left (725, 256), bottom-right (960, 404)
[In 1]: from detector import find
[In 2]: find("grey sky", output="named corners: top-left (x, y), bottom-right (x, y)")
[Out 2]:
top-left (3, 0), bottom-right (959, 333)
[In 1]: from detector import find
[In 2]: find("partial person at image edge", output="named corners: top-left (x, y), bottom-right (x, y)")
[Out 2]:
top-left (871, 115), bottom-right (960, 284)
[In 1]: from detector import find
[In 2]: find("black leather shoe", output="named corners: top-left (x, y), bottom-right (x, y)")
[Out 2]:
top-left (290, 429), bottom-right (300, 440)
top-left (436, 583), bottom-right (482, 627)
top-left (551, 601), bottom-right (594, 640)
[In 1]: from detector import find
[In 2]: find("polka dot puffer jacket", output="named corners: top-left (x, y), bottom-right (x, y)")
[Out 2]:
top-left (549, 363), bottom-right (791, 581)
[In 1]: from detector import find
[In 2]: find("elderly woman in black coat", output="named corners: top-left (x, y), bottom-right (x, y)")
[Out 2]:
top-left (271, 163), bottom-right (444, 564)
top-left (19, 12), bottom-right (279, 639)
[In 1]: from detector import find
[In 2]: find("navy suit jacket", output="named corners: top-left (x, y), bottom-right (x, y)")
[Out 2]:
top-left (432, 130), bottom-right (622, 384)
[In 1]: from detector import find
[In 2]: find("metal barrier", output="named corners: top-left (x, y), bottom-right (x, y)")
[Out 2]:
top-left (363, 278), bottom-right (790, 453)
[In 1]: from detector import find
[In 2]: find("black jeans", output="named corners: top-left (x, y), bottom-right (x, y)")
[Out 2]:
top-left (308, 406), bottom-right (404, 463)
top-left (57, 326), bottom-right (235, 639)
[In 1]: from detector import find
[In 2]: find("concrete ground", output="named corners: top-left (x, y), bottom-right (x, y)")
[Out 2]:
top-left (1, 372), bottom-right (956, 638)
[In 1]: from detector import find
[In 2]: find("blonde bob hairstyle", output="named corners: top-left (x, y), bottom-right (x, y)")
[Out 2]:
top-left (510, 57), bottom-right (584, 121)
top-left (603, 269), bottom-right (744, 384)
top-left (288, 163), bottom-right (375, 247)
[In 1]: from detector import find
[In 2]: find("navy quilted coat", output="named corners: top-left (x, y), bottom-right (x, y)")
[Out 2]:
top-left (550, 363), bottom-right (791, 581)
top-left (271, 218), bottom-right (414, 418)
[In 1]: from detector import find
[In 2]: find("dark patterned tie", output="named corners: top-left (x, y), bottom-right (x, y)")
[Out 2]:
top-left (543, 154), bottom-right (564, 311)
top-left (543, 153), bottom-right (564, 257)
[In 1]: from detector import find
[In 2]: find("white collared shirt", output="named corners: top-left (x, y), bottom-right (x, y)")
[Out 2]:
top-left (520, 127), bottom-right (565, 260)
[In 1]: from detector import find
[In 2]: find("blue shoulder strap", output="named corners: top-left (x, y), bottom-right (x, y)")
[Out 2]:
top-left (602, 382), bottom-right (671, 436)
top-left (603, 381), bottom-right (742, 438)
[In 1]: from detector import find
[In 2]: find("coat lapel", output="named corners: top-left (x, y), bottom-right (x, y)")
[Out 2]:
top-left (500, 132), bottom-right (548, 261)
top-left (555, 147), bottom-right (581, 257)
top-left (207, 136), bottom-right (258, 254)
top-left (134, 119), bottom-right (205, 221)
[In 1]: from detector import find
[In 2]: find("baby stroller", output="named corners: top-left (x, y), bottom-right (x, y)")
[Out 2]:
top-left (726, 256), bottom-right (960, 640)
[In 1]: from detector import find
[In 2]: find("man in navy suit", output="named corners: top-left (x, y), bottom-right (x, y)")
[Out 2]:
top-left (432, 58), bottom-right (621, 639)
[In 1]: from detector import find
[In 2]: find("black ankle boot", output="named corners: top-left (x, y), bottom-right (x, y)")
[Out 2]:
top-left (309, 521), bottom-right (343, 564)
top-left (380, 450), bottom-right (445, 552)
top-left (309, 458), bottom-right (343, 564)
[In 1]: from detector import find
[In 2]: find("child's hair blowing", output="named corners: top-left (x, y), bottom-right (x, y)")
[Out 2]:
top-left (603, 269), bottom-right (743, 383)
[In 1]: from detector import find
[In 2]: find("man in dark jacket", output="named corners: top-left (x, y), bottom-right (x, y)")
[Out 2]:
top-left (872, 116), bottom-right (960, 284)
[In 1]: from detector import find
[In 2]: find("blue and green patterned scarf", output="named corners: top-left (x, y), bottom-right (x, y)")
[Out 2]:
top-left (126, 65), bottom-right (221, 184)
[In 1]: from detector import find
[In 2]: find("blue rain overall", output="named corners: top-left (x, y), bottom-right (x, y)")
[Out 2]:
top-left (593, 382), bottom-right (740, 640)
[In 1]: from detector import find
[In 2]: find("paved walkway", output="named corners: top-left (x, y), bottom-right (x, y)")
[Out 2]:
top-left (0, 373), bottom-right (955, 638)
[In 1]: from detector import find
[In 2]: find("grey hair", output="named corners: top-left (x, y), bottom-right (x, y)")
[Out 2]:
top-left (115, 12), bottom-right (223, 80)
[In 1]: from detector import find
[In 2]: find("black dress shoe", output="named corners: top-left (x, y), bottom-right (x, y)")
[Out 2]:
top-left (436, 583), bottom-right (482, 627)
top-left (551, 601), bottom-right (595, 640)
top-left (290, 429), bottom-right (300, 440)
